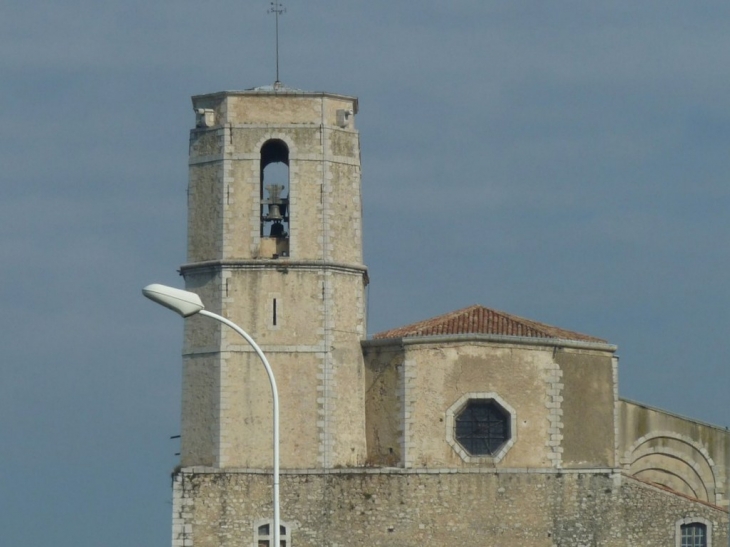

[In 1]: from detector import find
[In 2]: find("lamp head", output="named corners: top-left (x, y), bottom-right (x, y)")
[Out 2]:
top-left (142, 284), bottom-right (205, 317)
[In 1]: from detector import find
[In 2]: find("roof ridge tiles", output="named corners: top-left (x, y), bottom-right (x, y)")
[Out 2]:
top-left (372, 304), bottom-right (606, 343)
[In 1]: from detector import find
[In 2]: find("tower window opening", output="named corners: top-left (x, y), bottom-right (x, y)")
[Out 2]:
top-left (261, 139), bottom-right (290, 240)
top-left (273, 298), bottom-right (277, 326)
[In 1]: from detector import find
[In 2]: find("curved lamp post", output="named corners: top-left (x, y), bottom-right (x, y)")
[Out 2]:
top-left (142, 283), bottom-right (280, 547)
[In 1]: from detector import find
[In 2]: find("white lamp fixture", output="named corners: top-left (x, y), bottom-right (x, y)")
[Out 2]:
top-left (142, 283), bottom-right (281, 547)
top-left (142, 283), bottom-right (204, 317)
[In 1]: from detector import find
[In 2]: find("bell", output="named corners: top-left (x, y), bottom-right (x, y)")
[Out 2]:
top-left (268, 203), bottom-right (282, 220)
top-left (270, 222), bottom-right (285, 237)
top-left (266, 184), bottom-right (284, 202)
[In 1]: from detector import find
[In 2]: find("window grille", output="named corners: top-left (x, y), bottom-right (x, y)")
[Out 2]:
top-left (681, 523), bottom-right (707, 547)
top-left (455, 399), bottom-right (510, 456)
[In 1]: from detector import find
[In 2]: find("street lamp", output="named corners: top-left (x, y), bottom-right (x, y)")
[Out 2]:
top-left (142, 283), bottom-right (281, 547)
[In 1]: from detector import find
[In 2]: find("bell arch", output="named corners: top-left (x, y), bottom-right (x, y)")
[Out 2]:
top-left (260, 139), bottom-right (290, 255)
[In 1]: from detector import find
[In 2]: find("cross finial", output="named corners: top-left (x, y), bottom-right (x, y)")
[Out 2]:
top-left (267, 1), bottom-right (286, 86)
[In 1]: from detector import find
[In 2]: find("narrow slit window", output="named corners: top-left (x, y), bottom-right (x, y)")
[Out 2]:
top-left (273, 298), bottom-right (277, 326)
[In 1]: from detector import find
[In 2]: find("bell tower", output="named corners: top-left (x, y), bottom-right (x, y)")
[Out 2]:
top-left (180, 86), bottom-right (367, 469)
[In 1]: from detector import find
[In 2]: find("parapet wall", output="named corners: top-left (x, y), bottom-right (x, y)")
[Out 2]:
top-left (172, 468), bottom-right (728, 547)
top-left (620, 399), bottom-right (730, 507)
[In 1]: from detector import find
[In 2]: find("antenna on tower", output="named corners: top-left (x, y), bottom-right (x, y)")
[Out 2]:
top-left (268, 1), bottom-right (286, 88)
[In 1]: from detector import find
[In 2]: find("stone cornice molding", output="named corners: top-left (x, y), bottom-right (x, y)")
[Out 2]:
top-left (180, 259), bottom-right (368, 279)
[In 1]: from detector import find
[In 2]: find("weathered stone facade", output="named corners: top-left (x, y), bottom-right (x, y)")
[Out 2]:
top-left (181, 87), bottom-right (367, 470)
top-left (620, 400), bottom-right (730, 508)
top-left (171, 84), bottom-right (730, 546)
top-left (363, 337), bottom-right (618, 470)
top-left (173, 469), bottom-right (727, 547)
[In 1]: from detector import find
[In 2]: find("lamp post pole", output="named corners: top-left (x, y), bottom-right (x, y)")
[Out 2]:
top-left (142, 284), bottom-right (280, 547)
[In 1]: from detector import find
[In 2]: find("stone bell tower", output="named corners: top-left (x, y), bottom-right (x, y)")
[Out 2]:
top-left (179, 85), bottom-right (367, 469)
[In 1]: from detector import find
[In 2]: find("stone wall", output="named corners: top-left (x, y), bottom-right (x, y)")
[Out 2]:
top-left (363, 337), bottom-right (617, 470)
top-left (181, 89), bottom-right (367, 470)
top-left (620, 399), bottom-right (730, 508)
top-left (172, 468), bottom-right (728, 547)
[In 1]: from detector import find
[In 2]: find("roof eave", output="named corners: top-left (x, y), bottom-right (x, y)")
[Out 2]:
top-left (363, 332), bottom-right (616, 352)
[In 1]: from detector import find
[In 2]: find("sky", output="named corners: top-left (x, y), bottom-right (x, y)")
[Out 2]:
top-left (2, 1), bottom-right (730, 545)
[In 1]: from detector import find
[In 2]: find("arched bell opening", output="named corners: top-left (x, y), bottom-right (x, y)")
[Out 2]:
top-left (260, 139), bottom-right (290, 257)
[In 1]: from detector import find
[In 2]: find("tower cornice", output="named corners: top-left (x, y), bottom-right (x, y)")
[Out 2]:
top-left (192, 89), bottom-right (359, 114)
top-left (180, 259), bottom-right (368, 279)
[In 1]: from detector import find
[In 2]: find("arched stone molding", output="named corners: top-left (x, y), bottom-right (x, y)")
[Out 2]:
top-left (630, 449), bottom-right (710, 501)
top-left (633, 464), bottom-right (705, 501)
top-left (622, 431), bottom-right (722, 504)
top-left (631, 446), bottom-right (714, 491)
top-left (252, 133), bottom-right (299, 160)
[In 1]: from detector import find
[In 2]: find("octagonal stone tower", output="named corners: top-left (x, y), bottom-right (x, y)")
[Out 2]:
top-left (180, 86), bottom-right (367, 469)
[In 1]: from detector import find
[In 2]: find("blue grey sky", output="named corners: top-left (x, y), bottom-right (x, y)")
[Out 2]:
top-left (2, 1), bottom-right (730, 545)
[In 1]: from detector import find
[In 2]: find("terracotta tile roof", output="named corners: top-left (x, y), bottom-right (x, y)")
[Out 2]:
top-left (372, 305), bottom-right (606, 343)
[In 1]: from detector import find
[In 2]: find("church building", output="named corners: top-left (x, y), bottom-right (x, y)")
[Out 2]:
top-left (170, 83), bottom-right (730, 546)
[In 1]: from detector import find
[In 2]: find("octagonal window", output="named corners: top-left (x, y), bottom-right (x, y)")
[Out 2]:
top-left (455, 399), bottom-right (510, 456)
top-left (446, 393), bottom-right (516, 463)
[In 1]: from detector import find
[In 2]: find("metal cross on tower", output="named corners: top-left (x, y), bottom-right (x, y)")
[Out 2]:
top-left (268, 1), bottom-right (286, 86)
